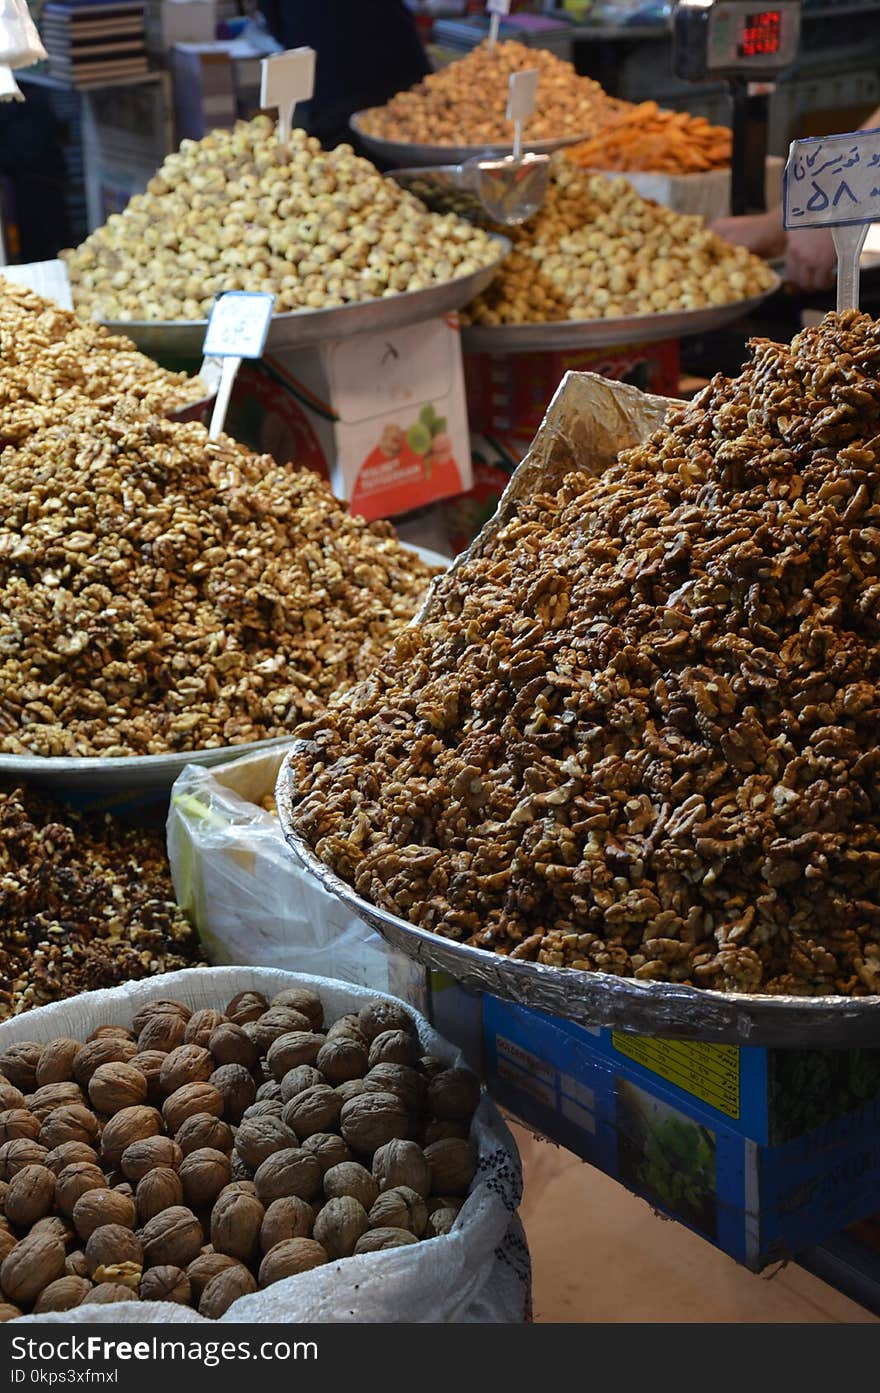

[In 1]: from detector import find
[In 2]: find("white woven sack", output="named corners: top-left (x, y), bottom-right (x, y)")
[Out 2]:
top-left (1, 967), bottom-right (530, 1324)
top-left (0, 0), bottom-right (46, 67)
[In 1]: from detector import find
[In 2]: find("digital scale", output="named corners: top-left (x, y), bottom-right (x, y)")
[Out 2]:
top-left (673, 0), bottom-right (802, 212)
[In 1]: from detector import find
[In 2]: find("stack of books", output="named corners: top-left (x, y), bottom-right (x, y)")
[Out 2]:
top-left (41, 2), bottom-right (148, 87)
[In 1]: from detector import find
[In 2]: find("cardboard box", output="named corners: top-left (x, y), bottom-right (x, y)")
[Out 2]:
top-left (226, 316), bottom-right (472, 522)
top-left (483, 997), bottom-right (880, 1270)
top-left (170, 43), bottom-right (236, 140)
top-left (464, 339), bottom-right (681, 438)
top-left (145, 0), bottom-right (216, 53)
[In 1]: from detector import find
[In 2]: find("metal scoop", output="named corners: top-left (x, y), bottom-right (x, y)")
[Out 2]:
top-left (391, 151), bottom-right (550, 227)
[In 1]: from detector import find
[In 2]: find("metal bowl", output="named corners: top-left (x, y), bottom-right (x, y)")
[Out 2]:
top-left (97, 241), bottom-right (511, 359)
top-left (276, 747), bottom-right (880, 1046)
top-left (350, 113), bottom-right (594, 169)
top-left (461, 275), bottom-right (783, 353)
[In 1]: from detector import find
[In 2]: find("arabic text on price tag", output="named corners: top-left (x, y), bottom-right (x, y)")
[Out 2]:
top-left (783, 128), bottom-right (880, 230)
top-left (203, 292), bottom-right (275, 359)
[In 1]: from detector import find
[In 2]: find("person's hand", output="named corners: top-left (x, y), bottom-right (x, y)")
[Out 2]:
top-left (784, 225), bottom-right (837, 292)
top-left (711, 209), bottom-right (785, 259)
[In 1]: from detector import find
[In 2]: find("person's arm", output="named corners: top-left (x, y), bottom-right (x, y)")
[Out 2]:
top-left (711, 103), bottom-right (880, 290)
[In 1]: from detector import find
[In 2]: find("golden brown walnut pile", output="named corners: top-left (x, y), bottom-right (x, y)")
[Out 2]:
top-left (0, 990), bottom-right (480, 1319)
top-left (0, 402), bottom-right (437, 757)
top-left (287, 311), bottom-right (880, 999)
top-left (357, 40), bottom-right (624, 148)
top-left (0, 281), bottom-right (205, 415)
top-left (0, 789), bottom-right (203, 1018)
top-left (464, 159), bottom-right (776, 325)
top-left (62, 117), bottom-right (499, 324)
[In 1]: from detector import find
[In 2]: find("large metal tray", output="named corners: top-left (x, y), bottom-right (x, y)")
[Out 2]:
top-left (350, 112), bottom-right (591, 169)
top-left (461, 275), bottom-right (782, 353)
top-left (276, 755), bottom-right (880, 1046)
top-left (0, 545), bottom-right (446, 796)
top-left (96, 243), bottom-right (510, 358)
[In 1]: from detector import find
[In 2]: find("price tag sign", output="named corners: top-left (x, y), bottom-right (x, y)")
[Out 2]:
top-left (506, 69), bottom-right (538, 161)
top-left (1, 259), bottom-right (73, 310)
top-left (261, 46), bottom-right (316, 144)
top-left (203, 291), bottom-right (275, 359)
top-left (487, 0), bottom-right (510, 49)
top-left (203, 291), bottom-right (275, 440)
top-left (783, 128), bottom-right (880, 312)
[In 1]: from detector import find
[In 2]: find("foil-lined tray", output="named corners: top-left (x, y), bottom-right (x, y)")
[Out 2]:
top-left (461, 275), bottom-right (782, 353)
top-left (275, 371), bottom-right (880, 1045)
top-left (350, 113), bottom-right (591, 168)
top-left (96, 243), bottom-right (510, 358)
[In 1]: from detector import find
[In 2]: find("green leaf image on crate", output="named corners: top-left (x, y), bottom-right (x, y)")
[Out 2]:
top-left (406, 422), bottom-right (432, 456)
top-left (616, 1078), bottom-right (718, 1239)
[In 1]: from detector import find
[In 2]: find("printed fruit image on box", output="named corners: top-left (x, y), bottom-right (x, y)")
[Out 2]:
top-left (350, 403), bottom-right (465, 520)
top-left (617, 1079), bottom-right (718, 1240)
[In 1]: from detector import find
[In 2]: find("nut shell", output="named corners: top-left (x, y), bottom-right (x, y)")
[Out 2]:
top-left (266, 1031), bottom-right (324, 1080)
top-left (368, 1030), bottom-right (420, 1069)
top-left (55, 1162), bottom-right (108, 1216)
top-left (5, 1164), bottom-right (56, 1226)
top-left (162, 1084), bottom-right (224, 1136)
top-left (88, 1063), bottom-right (148, 1115)
top-left (179, 1148), bottom-right (232, 1208)
top-left (27, 1083), bottom-right (85, 1123)
top-left (159, 1046), bottom-right (214, 1097)
top-left (199, 1263), bottom-right (257, 1318)
top-left (0, 1109), bottom-right (40, 1143)
top-left (0, 1081), bottom-right (25, 1112)
top-left (175, 1113), bottom-right (233, 1157)
top-left (424, 1138), bottom-right (477, 1197)
top-left (313, 1196), bottom-right (368, 1259)
top-left (270, 989), bottom-right (323, 1030)
top-left (0, 1138), bottom-right (48, 1179)
top-left (73, 1188), bottom-right (137, 1240)
top-left (140, 1206), bottom-right (204, 1268)
top-left (357, 1001), bottom-right (416, 1043)
top-left (0, 1302), bottom-right (21, 1321)
top-left (301, 1133), bottom-right (352, 1174)
top-left (139, 1265), bottom-right (191, 1303)
top-left (73, 1038), bottom-right (137, 1089)
top-left (186, 1250), bottom-right (240, 1300)
top-left (253, 1148), bottom-right (322, 1206)
top-left (131, 1000), bottom-right (191, 1036)
top-left (209, 1064), bottom-right (256, 1121)
top-left (1, 1231), bottom-right (66, 1303)
top-left (207, 1023), bottom-right (258, 1070)
top-left (367, 1185), bottom-right (427, 1237)
top-left (85, 1224), bottom-right (142, 1278)
top-left (131, 1052), bottom-right (168, 1106)
top-left (324, 1161), bottom-right (378, 1210)
top-left (372, 1140), bottom-right (430, 1198)
top-left (44, 1141), bottom-right (98, 1175)
top-left (427, 1069), bottom-right (481, 1122)
top-left (0, 1043), bottom-right (42, 1093)
top-left (340, 1091), bottom-right (411, 1156)
top-left (258, 1237), bottom-right (327, 1286)
top-left (137, 1014), bottom-right (187, 1055)
top-left (40, 1105), bottom-right (99, 1150)
top-left (101, 1106), bottom-right (163, 1165)
top-left (120, 1135), bottom-right (182, 1181)
top-left (315, 1039), bottom-right (368, 1085)
top-left (184, 1010), bottom-right (227, 1049)
top-left (234, 1116), bottom-right (298, 1171)
top-left (259, 1197), bottom-right (314, 1253)
top-left (210, 1189), bottom-right (265, 1264)
top-left (282, 1085), bottom-right (341, 1140)
top-left (84, 1282), bottom-right (134, 1304)
top-left (353, 1226), bottom-right (418, 1254)
top-left (33, 1275), bottom-right (92, 1312)
top-left (279, 1065), bottom-right (324, 1103)
top-left (224, 991), bottom-right (268, 1025)
top-left (135, 1168), bottom-right (184, 1224)
top-left (363, 1063), bottom-right (425, 1113)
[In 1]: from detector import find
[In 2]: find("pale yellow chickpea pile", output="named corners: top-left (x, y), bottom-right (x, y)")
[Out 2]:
top-left (464, 159), bottom-right (777, 326)
top-left (62, 116), bottom-right (499, 323)
top-left (358, 39), bottom-right (625, 147)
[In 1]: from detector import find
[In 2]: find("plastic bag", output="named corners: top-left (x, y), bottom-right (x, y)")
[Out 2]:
top-left (167, 749), bottom-right (429, 1009)
top-left (0, 966), bottom-right (530, 1324)
top-left (0, 0), bottom-right (46, 68)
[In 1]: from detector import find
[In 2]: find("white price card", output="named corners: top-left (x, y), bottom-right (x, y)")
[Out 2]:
top-left (783, 128), bottom-right (880, 230)
top-left (487, 0), bottom-right (512, 13)
top-left (1, 259), bottom-right (72, 310)
top-left (203, 291), bottom-right (275, 360)
top-left (506, 68), bottom-right (538, 126)
top-left (261, 46), bottom-right (316, 143)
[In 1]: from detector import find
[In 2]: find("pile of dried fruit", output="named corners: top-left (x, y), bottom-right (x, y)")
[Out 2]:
top-left (0, 280), bottom-right (205, 417)
top-left (0, 788), bottom-right (203, 1018)
top-left (63, 117), bottom-right (499, 323)
top-left (0, 401), bottom-right (436, 757)
top-left (567, 102), bottom-right (732, 175)
top-left (357, 40), bottom-right (623, 148)
top-left (464, 159), bottom-right (776, 324)
top-left (287, 311), bottom-right (880, 998)
top-left (0, 989), bottom-right (480, 1318)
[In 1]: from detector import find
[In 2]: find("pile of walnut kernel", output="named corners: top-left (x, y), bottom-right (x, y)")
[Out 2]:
top-left (0, 988), bottom-right (480, 1319)
top-left (0, 788), bottom-right (204, 1017)
top-left (0, 399), bottom-right (436, 757)
top-left (288, 311), bottom-right (880, 998)
top-left (0, 281), bottom-right (205, 416)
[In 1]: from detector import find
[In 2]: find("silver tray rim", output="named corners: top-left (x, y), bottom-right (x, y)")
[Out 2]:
top-left (460, 273), bottom-right (783, 353)
top-left (276, 746), bottom-right (880, 1046)
top-left (350, 112), bottom-right (594, 168)
top-left (95, 239), bottom-right (511, 357)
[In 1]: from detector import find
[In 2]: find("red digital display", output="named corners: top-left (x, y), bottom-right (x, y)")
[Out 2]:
top-left (737, 9), bottom-right (782, 57)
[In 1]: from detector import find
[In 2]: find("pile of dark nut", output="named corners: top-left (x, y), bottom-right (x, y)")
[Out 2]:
top-left (288, 310), bottom-right (880, 998)
top-left (0, 398), bottom-right (436, 757)
top-left (0, 988), bottom-right (479, 1319)
top-left (0, 787), bottom-right (204, 1018)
